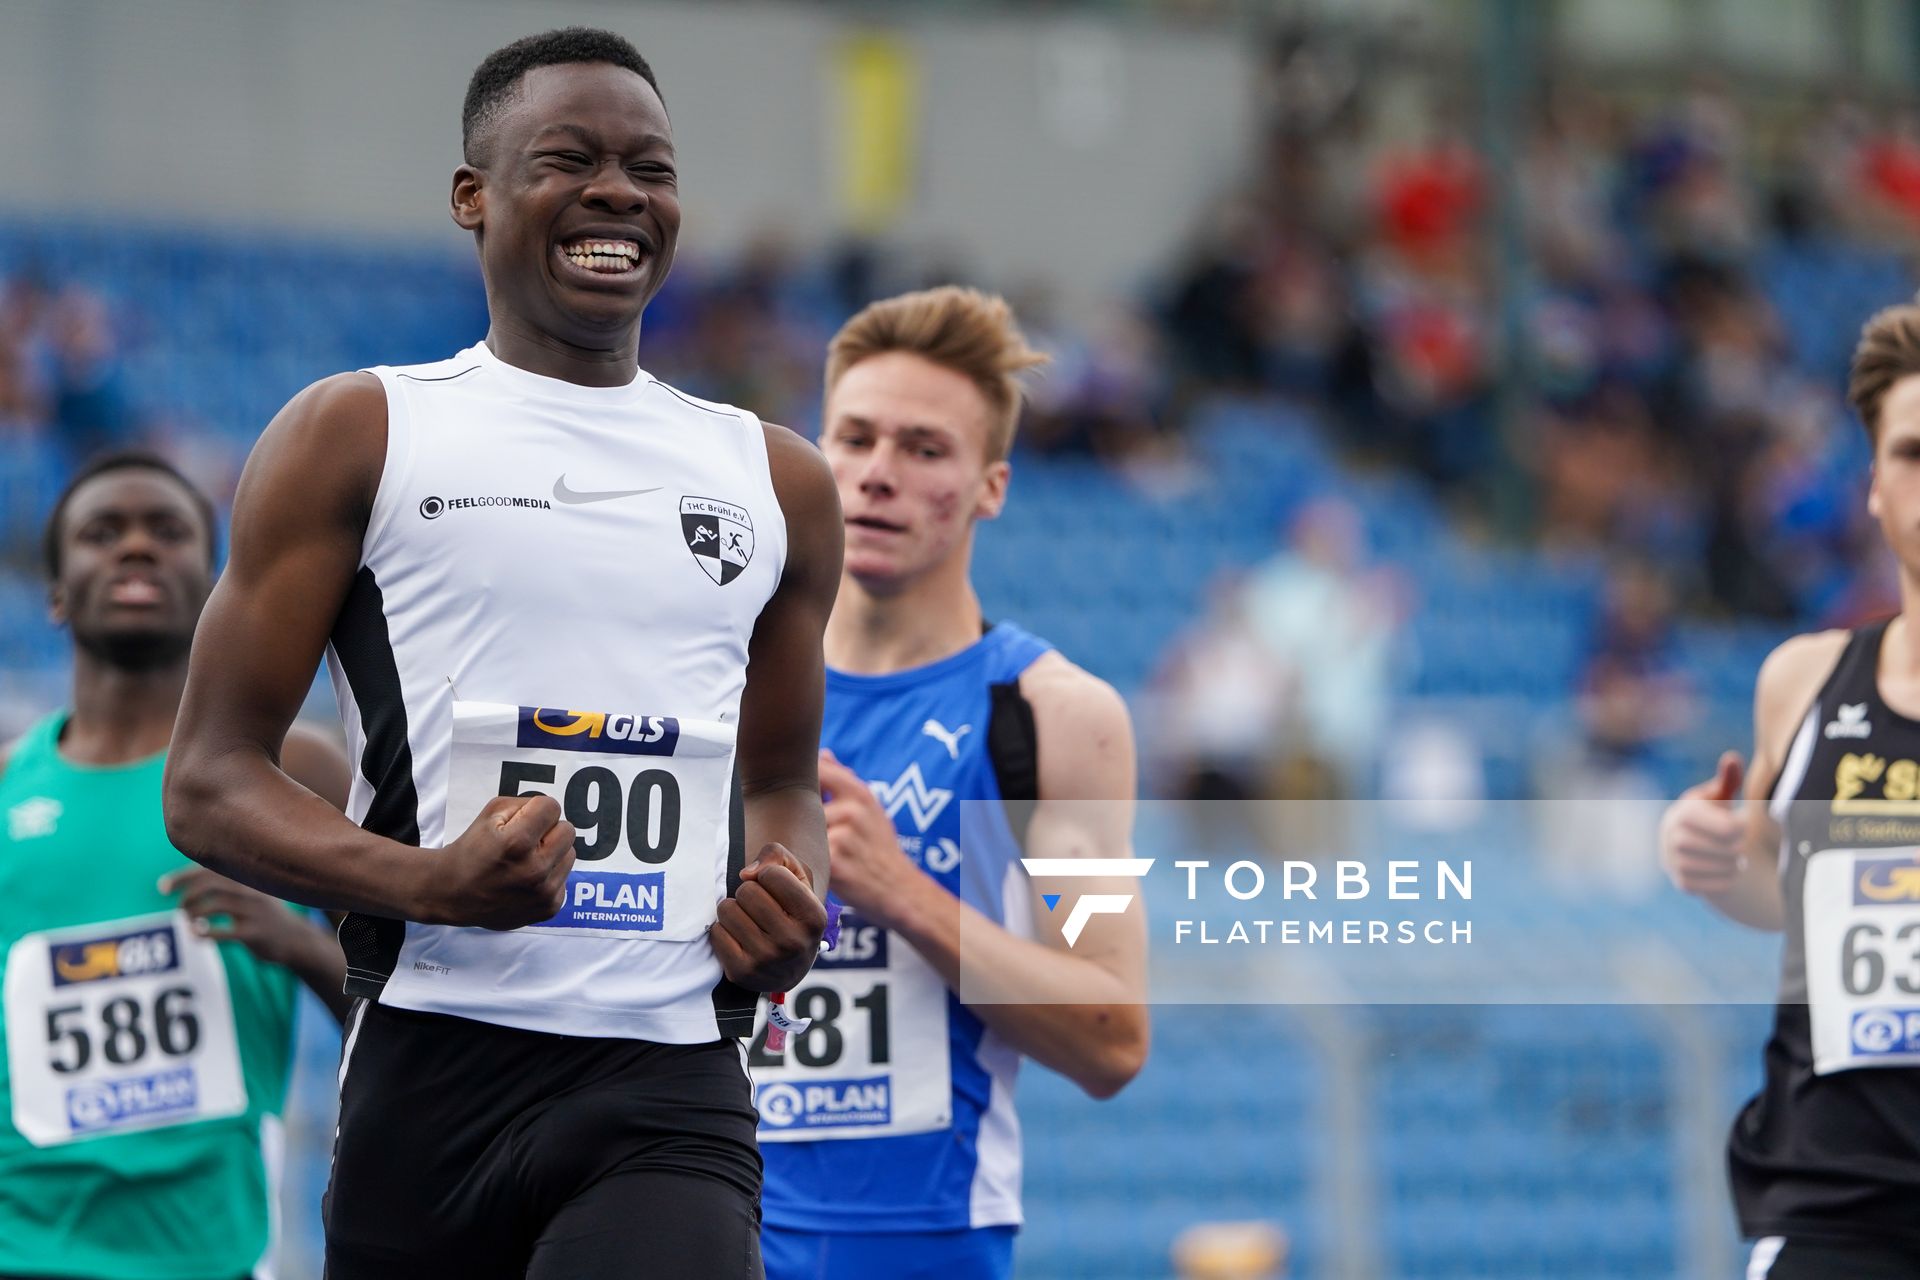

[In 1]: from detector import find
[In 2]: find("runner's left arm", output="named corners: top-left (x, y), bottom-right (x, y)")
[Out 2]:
top-left (711, 425), bottom-right (839, 994)
top-left (165, 724), bottom-right (355, 1023)
top-left (823, 655), bottom-right (1149, 1099)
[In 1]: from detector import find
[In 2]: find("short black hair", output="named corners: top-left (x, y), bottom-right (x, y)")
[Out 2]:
top-left (43, 451), bottom-right (219, 580)
top-left (462, 27), bottom-right (662, 165)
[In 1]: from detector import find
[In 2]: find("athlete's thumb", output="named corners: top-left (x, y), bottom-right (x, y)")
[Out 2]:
top-left (1705, 751), bottom-right (1744, 804)
top-left (740, 842), bottom-right (811, 888)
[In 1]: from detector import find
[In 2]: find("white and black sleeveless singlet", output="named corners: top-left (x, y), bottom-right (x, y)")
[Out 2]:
top-left (324, 343), bottom-right (785, 1044)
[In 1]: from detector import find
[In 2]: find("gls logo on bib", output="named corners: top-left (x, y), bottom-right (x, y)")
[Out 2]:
top-left (518, 708), bottom-right (680, 756)
top-left (1854, 852), bottom-right (1920, 903)
top-left (50, 925), bottom-right (178, 987)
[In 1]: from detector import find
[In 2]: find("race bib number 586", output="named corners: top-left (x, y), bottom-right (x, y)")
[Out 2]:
top-left (4, 912), bottom-right (247, 1146)
top-left (1804, 847), bottom-right (1920, 1074)
top-left (445, 701), bottom-right (737, 942)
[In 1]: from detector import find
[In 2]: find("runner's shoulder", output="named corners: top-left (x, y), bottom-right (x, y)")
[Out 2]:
top-left (761, 421), bottom-right (833, 488)
top-left (1019, 652), bottom-right (1134, 797)
top-left (273, 371), bottom-right (386, 451)
top-left (760, 422), bottom-right (840, 553)
top-left (241, 372), bottom-right (387, 518)
top-left (1020, 650), bottom-right (1127, 717)
top-left (1756, 629), bottom-right (1850, 723)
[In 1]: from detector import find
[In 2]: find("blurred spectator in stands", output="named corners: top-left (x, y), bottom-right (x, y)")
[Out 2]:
top-left (1533, 384), bottom-right (1707, 582)
top-left (1152, 49), bottom-right (1920, 635)
top-left (1579, 561), bottom-right (1693, 761)
top-left (147, 413), bottom-right (244, 514)
top-left (0, 337), bottom-right (45, 439)
top-left (1152, 572), bottom-right (1333, 861)
top-left (1521, 86), bottom-right (1624, 289)
top-left (1373, 111), bottom-right (1483, 275)
top-left (1012, 282), bottom-right (1095, 455)
top-left (1351, 111), bottom-right (1496, 494)
top-left (1746, 386), bottom-right (1874, 620)
top-left (49, 289), bottom-right (134, 461)
top-left (1626, 76), bottom-right (1756, 262)
top-left (1783, 95), bottom-right (1868, 241)
top-left (1164, 197), bottom-right (1268, 390)
top-left (1659, 258), bottom-right (1784, 430)
top-left (656, 277), bottom-right (816, 433)
top-left (1244, 498), bottom-right (1404, 797)
top-left (1025, 300), bottom-right (1190, 491)
top-left (1250, 237), bottom-right (1356, 404)
top-left (1855, 107), bottom-right (1920, 241)
top-left (1546, 560), bottom-right (1692, 895)
top-left (1154, 574), bottom-right (1288, 815)
top-left (1, 273), bottom-right (57, 411)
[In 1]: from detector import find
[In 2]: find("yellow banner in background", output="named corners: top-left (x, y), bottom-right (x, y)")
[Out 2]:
top-left (833, 32), bottom-right (920, 233)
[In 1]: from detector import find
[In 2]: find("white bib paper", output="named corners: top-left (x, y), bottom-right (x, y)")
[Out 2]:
top-left (444, 701), bottom-right (736, 943)
top-left (751, 910), bottom-right (952, 1141)
top-left (1803, 847), bottom-right (1920, 1074)
top-left (4, 911), bottom-right (246, 1147)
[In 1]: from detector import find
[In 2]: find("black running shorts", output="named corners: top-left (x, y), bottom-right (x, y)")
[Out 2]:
top-left (324, 1001), bottom-right (763, 1280)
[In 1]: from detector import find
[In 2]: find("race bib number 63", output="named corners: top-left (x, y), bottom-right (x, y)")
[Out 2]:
top-left (1804, 847), bottom-right (1920, 1074)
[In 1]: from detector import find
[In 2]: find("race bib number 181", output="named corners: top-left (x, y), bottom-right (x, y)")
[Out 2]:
top-left (445, 701), bottom-right (737, 943)
top-left (4, 912), bottom-right (247, 1147)
top-left (750, 909), bottom-right (952, 1141)
top-left (1804, 847), bottom-right (1920, 1074)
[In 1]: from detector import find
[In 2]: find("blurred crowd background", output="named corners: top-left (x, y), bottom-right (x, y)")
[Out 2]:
top-left (5, 0), bottom-right (1920, 1276)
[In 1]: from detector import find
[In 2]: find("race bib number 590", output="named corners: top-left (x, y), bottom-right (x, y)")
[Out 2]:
top-left (1804, 847), bottom-right (1920, 1074)
top-left (4, 912), bottom-right (247, 1146)
top-left (445, 701), bottom-right (737, 942)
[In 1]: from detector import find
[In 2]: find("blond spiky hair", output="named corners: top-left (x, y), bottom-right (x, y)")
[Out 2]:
top-left (825, 286), bottom-right (1050, 461)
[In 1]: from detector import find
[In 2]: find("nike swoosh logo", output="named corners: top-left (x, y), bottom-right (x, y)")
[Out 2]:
top-left (552, 477), bottom-right (663, 505)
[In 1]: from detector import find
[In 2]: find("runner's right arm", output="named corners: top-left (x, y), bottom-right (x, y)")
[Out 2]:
top-left (163, 374), bottom-right (575, 928)
top-left (1659, 630), bottom-right (1845, 932)
top-left (164, 724), bottom-right (357, 1022)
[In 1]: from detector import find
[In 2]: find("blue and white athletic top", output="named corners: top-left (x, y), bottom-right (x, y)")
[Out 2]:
top-left (755, 622), bottom-right (1053, 1232)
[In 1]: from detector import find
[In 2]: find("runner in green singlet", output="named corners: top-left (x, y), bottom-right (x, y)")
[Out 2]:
top-left (0, 452), bottom-right (350, 1280)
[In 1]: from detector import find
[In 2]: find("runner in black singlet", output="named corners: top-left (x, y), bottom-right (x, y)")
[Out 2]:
top-left (1660, 303), bottom-right (1920, 1278)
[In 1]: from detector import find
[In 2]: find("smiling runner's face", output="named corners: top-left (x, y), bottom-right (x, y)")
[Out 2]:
top-left (455, 60), bottom-right (680, 354)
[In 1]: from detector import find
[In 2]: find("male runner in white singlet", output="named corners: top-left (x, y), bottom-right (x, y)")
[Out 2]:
top-left (163, 29), bottom-right (837, 1279)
